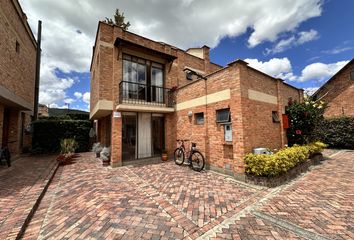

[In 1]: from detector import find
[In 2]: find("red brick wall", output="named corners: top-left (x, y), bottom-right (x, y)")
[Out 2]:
top-left (0, 0), bottom-right (36, 104)
top-left (174, 62), bottom-right (302, 175)
top-left (0, 0), bottom-right (37, 156)
top-left (90, 22), bottom-right (222, 111)
top-left (314, 61), bottom-right (354, 117)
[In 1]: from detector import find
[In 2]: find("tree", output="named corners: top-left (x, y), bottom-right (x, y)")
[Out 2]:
top-left (105, 9), bottom-right (130, 30)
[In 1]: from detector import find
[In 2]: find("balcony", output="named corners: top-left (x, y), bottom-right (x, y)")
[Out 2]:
top-left (118, 81), bottom-right (175, 113)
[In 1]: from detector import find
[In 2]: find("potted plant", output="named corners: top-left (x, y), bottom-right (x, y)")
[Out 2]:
top-left (100, 146), bottom-right (111, 165)
top-left (92, 142), bottom-right (103, 158)
top-left (57, 138), bottom-right (78, 165)
top-left (161, 150), bottom-right (168, 161)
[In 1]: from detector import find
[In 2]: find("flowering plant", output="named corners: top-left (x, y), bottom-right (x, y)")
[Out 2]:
top-left (286, 95), bottom-right (327, 145)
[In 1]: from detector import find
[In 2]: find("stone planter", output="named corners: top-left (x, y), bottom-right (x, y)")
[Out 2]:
top-left (245, 153), bottom-right (324, 188)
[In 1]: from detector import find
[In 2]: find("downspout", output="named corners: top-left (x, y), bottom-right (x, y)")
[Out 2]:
top-left (33, 20), bottom-right (42, 121)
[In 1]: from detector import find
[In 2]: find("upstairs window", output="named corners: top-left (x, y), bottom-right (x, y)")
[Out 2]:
top-left (216, 108), bottom-right (230, 123)
top-left (351, 71), bottom-right (354, 80)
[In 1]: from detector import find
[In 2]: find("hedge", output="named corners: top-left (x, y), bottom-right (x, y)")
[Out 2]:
top-left (245, 142), bottom-right (327, 177)
top-left (32, 119), bottom-right (91, 153)
top-left (313, 117), bottom-right (354, 149)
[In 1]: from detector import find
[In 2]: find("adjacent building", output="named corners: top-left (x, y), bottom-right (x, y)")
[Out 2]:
top-left (0, 0), bottom-right (37, 156)
top-left (313, 59), bottom-right (354, 117)
top-left (90, 22), bottom-right (303, 177)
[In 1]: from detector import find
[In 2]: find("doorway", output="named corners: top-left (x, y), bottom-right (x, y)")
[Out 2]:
top-left (2, 108), bottom-right (10, 148)
top-left (122, 112), bottom-right (165, 161)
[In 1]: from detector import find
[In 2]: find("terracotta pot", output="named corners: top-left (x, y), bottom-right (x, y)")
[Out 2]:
top-left (161, 153), bottom-right (168, 161)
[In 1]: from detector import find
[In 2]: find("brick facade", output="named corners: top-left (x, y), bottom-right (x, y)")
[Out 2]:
top-left (0, 0), bottom-right (37, 156)
top-left (90, 22), bottom-right (302, 176)
top-left (313, 59), bottom-right (354, 117)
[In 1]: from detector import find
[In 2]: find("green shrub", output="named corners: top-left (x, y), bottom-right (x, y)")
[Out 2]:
top-left (314, 117), bottom-right (354, 149)
top-left (286, 96), bottom-right (326, 146)
top-left (60, 138), bottom-right (79, 154)
top-left (32, 119), bottom-right (91, 153)
top-left (245, 142), bottom-right (327, 177)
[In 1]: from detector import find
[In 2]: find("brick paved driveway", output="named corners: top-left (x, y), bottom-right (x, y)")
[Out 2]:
top-left (0, 155), bottom-right (57, 239)
top-left (21, 150), bottom-right (353, 239)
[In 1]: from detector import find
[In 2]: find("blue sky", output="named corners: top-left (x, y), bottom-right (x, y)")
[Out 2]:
top-left (21, 0), bottom-right (354, 111)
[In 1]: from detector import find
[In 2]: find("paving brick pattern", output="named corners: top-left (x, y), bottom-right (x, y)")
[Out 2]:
top-left (131, 163), bottom-right (259, 227)
top-left (0, 155), bottom-right (57, 239)
top-left (19, 150), bottom-right (354, 239)
top-left (258, 150), bottom-right (354, 240)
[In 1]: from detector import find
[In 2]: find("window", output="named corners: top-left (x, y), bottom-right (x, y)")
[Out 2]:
top-left (351, 71), bottom-right (354, 80)
top-left (186, 71), bottom-right (193, 80)
top-left (195, 112), bottom-right (204, 124)
top-left (216, 108), bottom-right (230, 123)
top-left (15, 40), bottom-right (20, 53)
top-left (122, 54), bottom-right (165, 103)
top-left (272, 111), bottom-right (280, 123)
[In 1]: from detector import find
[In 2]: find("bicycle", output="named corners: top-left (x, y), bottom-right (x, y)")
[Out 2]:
top-left (174, 139), bottom-right (205, 172)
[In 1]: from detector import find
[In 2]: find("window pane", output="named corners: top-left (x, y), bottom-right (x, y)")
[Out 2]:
top-left (195, 113), bottom-right (204, 124)
top-left (151, 67), bottom-right (164, 103)
top-left (216, 108), bottom-right (230, 123)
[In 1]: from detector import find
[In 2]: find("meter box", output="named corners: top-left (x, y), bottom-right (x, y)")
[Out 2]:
top-left (224, 123), bottom-right (232, 142)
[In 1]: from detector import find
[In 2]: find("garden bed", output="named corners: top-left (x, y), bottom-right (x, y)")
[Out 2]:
top-left (244, 142), bottom-right (326, 188)
top-left (245, 153), bottom-right (323, 187)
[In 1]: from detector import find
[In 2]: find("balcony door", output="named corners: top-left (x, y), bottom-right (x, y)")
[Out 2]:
top-left (122, 54), bottom-right (164, 104)
top-left (151, 63), bottom-right (164, 103)
top-left (123, 55), bottom-right (147, 101)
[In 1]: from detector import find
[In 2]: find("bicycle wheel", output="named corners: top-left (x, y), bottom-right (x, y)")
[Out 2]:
top-left (190, 150), bottom-right (205, 172)
top-left (174, 148), bottom-right (185, 165)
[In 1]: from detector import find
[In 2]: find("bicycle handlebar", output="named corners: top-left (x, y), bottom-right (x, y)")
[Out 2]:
top-left (176, 139), bottom-right (190, 142)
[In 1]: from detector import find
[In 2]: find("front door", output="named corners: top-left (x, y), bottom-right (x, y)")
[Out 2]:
top-left (122, 112), bottom-right (165, 161)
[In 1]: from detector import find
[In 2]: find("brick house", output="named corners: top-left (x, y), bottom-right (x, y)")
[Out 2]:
top-left (0, 0), bottom-right (37, 157)
top-left (90, 22), bottom-right (303, 176)
top-left (313, 59), bottom-right (354, 117)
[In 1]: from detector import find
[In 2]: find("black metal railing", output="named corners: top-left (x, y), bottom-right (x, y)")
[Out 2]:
top-left (119, 81), bottom-right (174, 107)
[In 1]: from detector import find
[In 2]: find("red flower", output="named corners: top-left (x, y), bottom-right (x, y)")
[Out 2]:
top-left (295, 130), bottom-right (302, 135)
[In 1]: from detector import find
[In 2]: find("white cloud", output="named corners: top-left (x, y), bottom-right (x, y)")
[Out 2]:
top-left (298, 61), bottom-right (349, 82)
top-left (38, 64), bottom-right (75, 105)
top-left (297, 29), bottom-right (319, 44)
top-left (83, 92), bottom-right (90, 104)
top-left (304, 87), bottom-right (319, 96)
top-left (21, 0), bottom-right (323, 68)
top-left (244, 58), bottom-right (293, 78)
top-left (265, 29), bottom-right (319, 54)
top-left (322, 46), bottom-right (353, 55)
top-left (245, 58), bottom-right (350, 83)
top-left (64, 98), bottom-right (75, 104)
top-left (74, 92), bottom-right (82, 98)
top-left (20, 0), bottom-right (323, 108)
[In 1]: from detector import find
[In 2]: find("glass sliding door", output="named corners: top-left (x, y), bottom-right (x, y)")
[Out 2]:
top-left (122, 113), bottom-right (137, 161)
top-left (152, 115), bottom-right (165, 156)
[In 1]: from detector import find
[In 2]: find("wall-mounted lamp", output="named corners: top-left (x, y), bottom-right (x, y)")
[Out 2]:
top-left (188, 111), bottom-right (193, 117)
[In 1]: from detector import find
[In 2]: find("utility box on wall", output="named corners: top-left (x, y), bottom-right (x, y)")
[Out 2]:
top-left (224, 123), bottom-right (232, 142)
